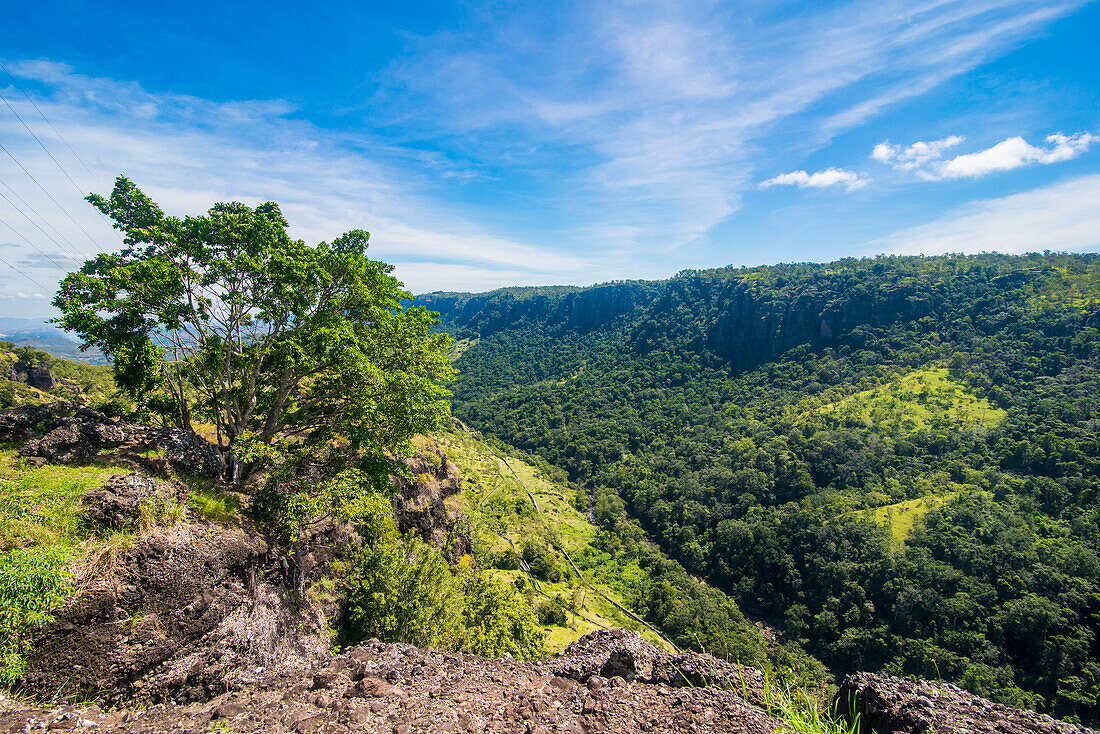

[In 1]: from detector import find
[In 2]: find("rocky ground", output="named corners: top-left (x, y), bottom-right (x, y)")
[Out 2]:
top-left (3, 630), bottom-right (1097, 733)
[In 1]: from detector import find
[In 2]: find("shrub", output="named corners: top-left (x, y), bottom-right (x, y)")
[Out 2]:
top-left (0, 546), bottom-right (72, 685)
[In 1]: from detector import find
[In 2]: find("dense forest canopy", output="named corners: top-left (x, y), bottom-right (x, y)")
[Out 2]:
top-left (419, 252), bottom-right (1100, 724)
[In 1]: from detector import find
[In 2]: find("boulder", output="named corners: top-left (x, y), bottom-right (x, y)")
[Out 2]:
top-left (549, 628), bottom-right (767, 705)
top-left (833, 672), bottom-right (1097, 734)
top-left (25, 365), bottom-right (59, 391)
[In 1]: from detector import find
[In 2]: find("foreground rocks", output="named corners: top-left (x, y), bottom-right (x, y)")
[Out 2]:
top-left (0, 402), bottom-right (224, 476)
top-left (835, 672), bottom-right (1097, 734)
top-left (1, 638), bottom-right (782, 734)
top-left (548, 628), bottom-right (767, 706)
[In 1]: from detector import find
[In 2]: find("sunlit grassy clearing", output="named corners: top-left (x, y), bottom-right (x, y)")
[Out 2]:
top-left (819, 367), bottom-right (1005, 433)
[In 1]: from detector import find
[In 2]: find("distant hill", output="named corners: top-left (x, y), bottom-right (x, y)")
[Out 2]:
top-left (0, 318), bottom-right (106, 364)
top-left (418, 252), bottom-right (1100, 725)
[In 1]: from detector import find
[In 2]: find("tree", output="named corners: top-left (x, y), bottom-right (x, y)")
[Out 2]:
top-left (54, 176), bottom-right (453, 480)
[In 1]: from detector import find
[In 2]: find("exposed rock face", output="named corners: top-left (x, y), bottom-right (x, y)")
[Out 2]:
top-left (2, 639), bottom-right (782, 733)
top-left (0, 402), bottom-right (224, 477)
top-left (549, 628), bottom-right (767, 706)
top-left (25, 365), bottom-right (59, 390)
top-left (834, 673), bottom-right (1097, 734)
top-left (21, 520), bottom-right (332, 705)
top-left (81, 473), bottom-right (181, 528)
top-left (390, 438), bottom-right (472, 559)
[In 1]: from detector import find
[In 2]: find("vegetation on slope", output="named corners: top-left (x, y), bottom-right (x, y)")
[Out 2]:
top-left (422, 252), bottom-right (1100, 724)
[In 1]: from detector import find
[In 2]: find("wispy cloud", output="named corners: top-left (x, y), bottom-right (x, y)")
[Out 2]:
top-left (371, 0), bottom-right (1084, 254)
top-left (873, 132), bottom-right (1096, 179)
top-left (0, 60), bottom-right (586, 299)
top-left (760, 168), bottom-right (869, 191)
top-left (870, 174), bottom-right (1100, 254)
top-left (872, 136), bottom-right (965, 171)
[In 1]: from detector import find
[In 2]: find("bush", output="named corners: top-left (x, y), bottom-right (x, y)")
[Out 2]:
top-left (339, 534), bottom-right (546, 661)
top-left (0, 546), bottom-right (72, 685)
top-left (522, 539), bottom-right (562, 582)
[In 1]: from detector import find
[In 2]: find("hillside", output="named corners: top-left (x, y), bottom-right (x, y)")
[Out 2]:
top-left (419, 252), bottom-right (1100, 725)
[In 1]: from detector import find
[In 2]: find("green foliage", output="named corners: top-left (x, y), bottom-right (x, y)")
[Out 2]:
top-left (458, 570), bottom-right (545, 660)
top-left (426, 252), bottom-right (1100, 724)
top-left (0, 341), bottom-right (119, 408)
top-left (0, 546), bottom-right (73, 685)
top-left (522, 538), bottom-right (562, 582)
top-left (250, 442), bottom-right (398, 544)
top-left (54, 177), bottom-right (454, 481)
top-left (187, 486), bottom-right (241, 523)
top-left (341, 535), bottom-right (457, 648)
top-left (339, 535), bottom-right (546, 661)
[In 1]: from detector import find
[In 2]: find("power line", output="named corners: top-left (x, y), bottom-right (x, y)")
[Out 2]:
top-left (0, 139), bottom-right (104, 251)
top-left (0, 251), bottom-right (52, 292)
top-left (0, 215), bottom-right (68, 271)
top-left (0, 88), bottom-right (91, 202)
top-left (0, 175), bottom-right (84, 257)
top-left (0, 60), bottom-right (103, 188)
top-left (0, 71), bottom-right (119, 242)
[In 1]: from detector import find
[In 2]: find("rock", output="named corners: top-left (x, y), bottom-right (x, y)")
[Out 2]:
top-left (20, 520), bottom-right (331, 705)
top-left (19, 408), bottom-right (126, 465)
top-left (833, 673), bottom-right (1096, 734)
top-left (0, 402), bottom-right (59, 441)
top-left (81, 473), bottom-right (179, 528)
top-left (0, 403), bottom-right (224, 477)
top-left (149, 425), bottom-right (225, 477)
top-left (25, 366), bottom-right (59, 391)
top-left (549, 629), bottom-right (767, 705)
top-left (390, 438), bottom-right (472, 559)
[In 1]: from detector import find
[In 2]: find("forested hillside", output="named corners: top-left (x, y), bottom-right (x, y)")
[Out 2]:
top-left (419, 253), bottom-right (1100, 725)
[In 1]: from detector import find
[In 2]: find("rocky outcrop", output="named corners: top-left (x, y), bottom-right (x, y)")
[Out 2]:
top-left (0, 402), bottom-right (224, 477)
top-left (390, 438), bottom-right (472, 559)
top-left (81, 473), bottom-right (181, 528)
top-left (21, 519), bottom-right (332, 705)
top-left (24, 365), bottom-right (58, 390)
top-left (834, 673), bottom-right (1097, 734)
top-left (2, 637), bottom-right (782, 733)
top-left (549, 628), bottom-right (767, 705)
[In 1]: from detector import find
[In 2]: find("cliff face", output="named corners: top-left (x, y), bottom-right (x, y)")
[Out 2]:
top-left (419, 267), bottom-right (953, 373)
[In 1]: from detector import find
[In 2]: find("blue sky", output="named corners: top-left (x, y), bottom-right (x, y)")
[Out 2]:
top-left (0, 0), bottom-right (1098, 317)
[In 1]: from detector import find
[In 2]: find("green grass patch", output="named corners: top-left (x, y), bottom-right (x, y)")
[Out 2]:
top-left (187, 485), bottom-right (242, 523)
top-left (859, 493), bottom-right (956, 546)
top-left (818, 367), bottom-right (1005, 434)
top-left (0, 452), bottom-right (127, 552)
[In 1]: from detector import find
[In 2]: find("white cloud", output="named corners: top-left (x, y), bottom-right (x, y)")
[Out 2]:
top-left (873, 132), bottom-right (1096, 180)
top-left (935, 132), bottom-right (1096, 178)
top-left (0, 60), bottom-right (587, 310)
top-left (0, 291), bottom-right (49, 301)
top-left (872, 136), bottom-right (965, 170)
top-left (760, 168), bottom-right (869, 191)
top-left (870, 174), bottom-right (1100, 254)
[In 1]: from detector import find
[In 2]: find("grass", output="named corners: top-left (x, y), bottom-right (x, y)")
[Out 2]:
top-left (437, 430), bottom-right (672, 653)
top-left (0, 452), bottom-right (127, 552)
top-left (860, 493), bottom-right (956, 546)
top-left (817, 367), bottom-right (1005, 434)
top-left (187, 485), bottom-right (242, 523)
top-left (760, 671), bottom-right (860, 734)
